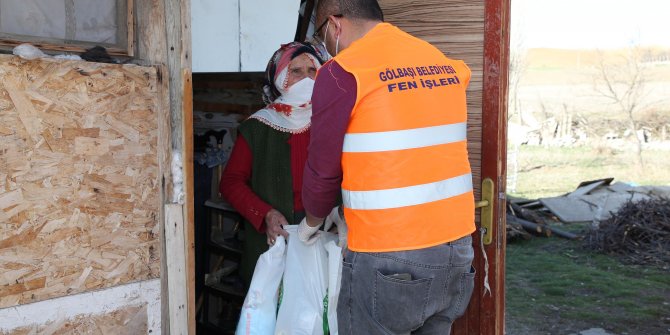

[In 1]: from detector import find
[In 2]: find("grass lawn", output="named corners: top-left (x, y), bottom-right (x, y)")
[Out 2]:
top-left (505, 226), bottom-right (670, 334)
top-left (504, 145), bottom-right (670, 334)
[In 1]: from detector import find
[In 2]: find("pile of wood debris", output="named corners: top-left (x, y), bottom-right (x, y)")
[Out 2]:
top-left (506, 178), bottom-right (670, 245)
top-left (585, 197), bottom-right (670, 266)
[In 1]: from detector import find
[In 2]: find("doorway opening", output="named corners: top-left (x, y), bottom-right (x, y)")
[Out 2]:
top-left (190, 1), bottom-right (315, 333)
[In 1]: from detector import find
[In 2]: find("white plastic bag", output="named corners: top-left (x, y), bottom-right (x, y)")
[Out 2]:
top-left (236, 235), bottom-right (287, 335)
top-left (13, 43), bottom-right (48, 60)
top-left (275, 227), bottom-right (339, 335)
top-left (325, 240), bottom-right (343, 334)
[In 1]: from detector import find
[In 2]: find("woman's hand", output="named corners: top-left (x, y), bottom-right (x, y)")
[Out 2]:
top-left (265, 208), bottom-right (289, 246)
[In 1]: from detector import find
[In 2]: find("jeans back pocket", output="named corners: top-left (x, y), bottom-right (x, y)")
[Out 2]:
top-left (373, 271), bottom-right (432, 333)
top-left (445, 266), bottom-right (476, 321)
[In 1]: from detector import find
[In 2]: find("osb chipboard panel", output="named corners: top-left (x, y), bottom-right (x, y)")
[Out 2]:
top-left (381, 0), bottom-right (485, 193)
top-left (3, 304), bottom-right (147, 335)
top-left (0, 55), bottom-right (160, 308)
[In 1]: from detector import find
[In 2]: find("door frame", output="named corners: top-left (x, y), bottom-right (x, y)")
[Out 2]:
top-left (480, 0), bottom-right (510, 333)
top-left (451, 0), bottom-right (510, 333)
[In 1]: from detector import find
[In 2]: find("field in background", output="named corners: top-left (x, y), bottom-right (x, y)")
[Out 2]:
top-left (507, 145), bottom-right (670, 200)
top-left (510, 48), bottom-right (670, 147)
top-left (508, 47), bottom-right (670, 199)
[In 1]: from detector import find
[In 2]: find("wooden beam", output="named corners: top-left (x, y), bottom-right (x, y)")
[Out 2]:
top-left (0, 37), bottom-right (128, 56)
top-left (163, 0), bottom-right (195, 333)
top-left (127, 0), bottom-right (135, 57)
top-left (193, 101), bottom-right (262, 115)
top-left (165, 204), bottom-right (189, 335)
top-left (134, 1), bottom-right (174, 332)
top-left (165, 0), bottom-right (186, 150)
top-left (181, 69), bottom-right (196, 335)
top-left (297, 0), bottom-right (316, 42)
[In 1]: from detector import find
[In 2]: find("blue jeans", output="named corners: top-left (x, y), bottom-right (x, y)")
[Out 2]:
top-left (337, 236), bottom-right (475, 335)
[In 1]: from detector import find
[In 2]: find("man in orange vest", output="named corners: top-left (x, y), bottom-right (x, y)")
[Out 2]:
top-left (295, 0), bottom-right (476, 333)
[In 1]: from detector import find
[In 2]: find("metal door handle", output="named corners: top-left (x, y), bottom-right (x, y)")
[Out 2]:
top-left (476, 178), bottom-right (495, 245)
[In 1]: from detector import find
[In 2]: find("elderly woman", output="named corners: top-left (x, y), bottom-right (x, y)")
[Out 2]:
top-left (220, 42), bottom-right (324, 286)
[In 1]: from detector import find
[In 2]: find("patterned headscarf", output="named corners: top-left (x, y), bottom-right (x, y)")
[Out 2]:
top-left (262, 42), bottom-right (324, 105)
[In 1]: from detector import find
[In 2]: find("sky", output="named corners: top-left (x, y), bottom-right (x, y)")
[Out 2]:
top-left (511, 0), bottom-right (670, 49)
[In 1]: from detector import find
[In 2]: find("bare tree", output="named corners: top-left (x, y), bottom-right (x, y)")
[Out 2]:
top-left (507, 23), bottom-right (528, 124)
top-left (507, 0), bottom-right (529, 124)
top-left (508, 46), bottom-right (528, 124)
top-left (593, 47), bottom-right (653, 170)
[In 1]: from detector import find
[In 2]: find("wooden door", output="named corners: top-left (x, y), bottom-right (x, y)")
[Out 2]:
top-left (379, 1), bottom-right (510, 334)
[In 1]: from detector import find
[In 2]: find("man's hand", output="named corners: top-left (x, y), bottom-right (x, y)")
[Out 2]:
top-left (265, 209), bottom-right (289, 246)
top-left (323, 206), bottom-right (344, 232)
top-left (323, 206), bottom-right (347, 248)
top-left (298, 213), bottom-right (324, 245)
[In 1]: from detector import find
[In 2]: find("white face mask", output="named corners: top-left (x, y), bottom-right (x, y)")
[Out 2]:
top-left (317, 21), bottom-right (339, 61)
top-left (279, 77), bottom-right (315, 104)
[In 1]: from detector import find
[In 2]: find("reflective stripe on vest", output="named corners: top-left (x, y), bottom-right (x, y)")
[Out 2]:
top-left (343, 173), bottom-right (473, 210)
top-left (342, 122), bottom-right (467, 153)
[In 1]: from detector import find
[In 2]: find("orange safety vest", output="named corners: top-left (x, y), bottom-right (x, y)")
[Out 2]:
top-left (333, 23), bottom-right (476, 252)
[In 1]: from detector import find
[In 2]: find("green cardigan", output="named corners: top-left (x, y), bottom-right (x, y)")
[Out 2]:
top-left (237, 119), bottom-right (296, 285)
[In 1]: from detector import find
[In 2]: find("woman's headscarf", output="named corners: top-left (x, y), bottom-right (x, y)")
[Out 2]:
top-left (249, 42), bottom-right (324, 134)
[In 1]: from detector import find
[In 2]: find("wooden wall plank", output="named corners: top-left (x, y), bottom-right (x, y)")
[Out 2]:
top-left (134, 1), bottom-right (178, 331)
top-left (0, 55), bottom-right (161, 308)
top-left (181, 69), bottom-right (197, 335)
top-left (165, 204), bottom-right (188, 335)
top-left (192, 72), bottom-right (265, 117)
top-left (133, 2), bottom-right (173, 201)
top-left (127, 0), bottom-right (136, 57)
top-left (164, 0), bottom-right (189, 152)
top-left (162, 0), bottom-right (195, 333)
